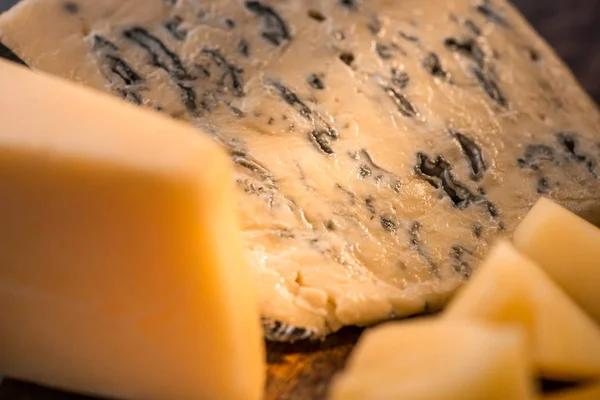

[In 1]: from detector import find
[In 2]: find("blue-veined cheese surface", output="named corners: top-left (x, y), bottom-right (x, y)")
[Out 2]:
top-left (1, 0), bottom-right (599, 340)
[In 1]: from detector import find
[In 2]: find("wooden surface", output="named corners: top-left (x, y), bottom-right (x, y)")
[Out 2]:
top-left (264, 327), bottom-right (362, 399)
top-left (0, 0), bottom-right (598, 399)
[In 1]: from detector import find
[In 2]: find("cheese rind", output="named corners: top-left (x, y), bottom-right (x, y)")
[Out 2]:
top-left (2, 0), bottom-right (600, 339)
top-left (514, 197), bottom-right (600, 323)
top-left (445, 241), bottom-right (600, 381)
top-left (0, 59), bottom-right (265, 400)
top-left (329, 320), bottom-right (535, 400)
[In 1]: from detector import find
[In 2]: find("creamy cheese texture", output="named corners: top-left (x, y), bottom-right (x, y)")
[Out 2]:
top-left (1, 0), bottom-right (600, 339)
top-left (0, 59), bottom-right (264, 400)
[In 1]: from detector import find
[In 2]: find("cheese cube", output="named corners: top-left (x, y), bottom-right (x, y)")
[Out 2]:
top-left (445, 241), bottom-right (600, 381)
top-left (543, 384), bottom-right (600, 400)
top-left (328, 320), bottom-right (535, 400)
top-left (514, 197), bottom-right (600, 323)
top-left (0, 59), bottom-right (265, 400)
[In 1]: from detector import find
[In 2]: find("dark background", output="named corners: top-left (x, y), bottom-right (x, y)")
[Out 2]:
top-left (0, 0), bottom-right (598, 103)
top-left (513, 0), bottom-right (600, 104)
top-left (0, 0), bottom-right (598, 399)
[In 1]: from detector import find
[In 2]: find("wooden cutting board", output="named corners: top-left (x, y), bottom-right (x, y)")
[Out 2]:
top-left (264, 327), bottom-right (363, 399)
top-left (0, 327), bottom-right (364, 400)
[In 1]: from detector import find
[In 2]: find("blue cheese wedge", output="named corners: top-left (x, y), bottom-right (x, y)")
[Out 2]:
top-left (1, 0), bottom-right (599, 340)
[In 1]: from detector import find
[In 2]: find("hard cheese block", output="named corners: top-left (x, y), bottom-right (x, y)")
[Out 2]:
top-left (445, 241), bottom-right (600, 381)
top-left (2, 0), bottom-right (600, 340)
top-left (0, 59), bottom-right (265, 400)
top-left (328, 320), bottom-right (535, 400)
top-left (514, 197), bottom-right (600, 323)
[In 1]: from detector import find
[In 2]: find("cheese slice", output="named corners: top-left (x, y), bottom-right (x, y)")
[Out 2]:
top-left (0, 59), bottom-right (265, 400)
top-left (543, 384), bottom-right (600, 400)
top-left (514, 197), bottom-right (600, 323)
top-left (445, 241), bottom-right (600, 381)
top-left (2, 0), bottom-right (600, 340)
top-left (329, 319), bottom-right (535, 400)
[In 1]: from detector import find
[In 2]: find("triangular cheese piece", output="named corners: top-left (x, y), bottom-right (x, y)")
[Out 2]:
top-left (445, 241), bottom-right (600, 381)
top-left (329, 320), bottom-right (535, 400)
top-left (0, 59), bottom-right (265, 400)
top-left (543, 384), bottom-right (600, 400)
top-left (514, 197), bottom-right (600, 323)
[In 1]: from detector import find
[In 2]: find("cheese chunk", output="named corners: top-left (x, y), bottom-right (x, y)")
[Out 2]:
top-left (2, 0), bottom-right (600, 340)
top-left (543, 384), bottom-right (600, 400)
top-left (0, 59), bottom-right (265, 400)
top-left (514, 197), bottom-right (600, 323)
top-left (445, 242), bottom-right (600, 381)
top-left (329, 320), bottom-right (535, 400)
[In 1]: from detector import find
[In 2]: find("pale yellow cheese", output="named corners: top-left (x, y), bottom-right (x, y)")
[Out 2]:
top-left (0, 59), bottom-right (265, 400)
top-left (328, 320), bottom-right (535, 400)
top-left (543, 384), bottom-right (600, 400)
top-left (514, 197), bottom-right (600, 323)
top-left (445, 241), bottom-right (600, 381)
